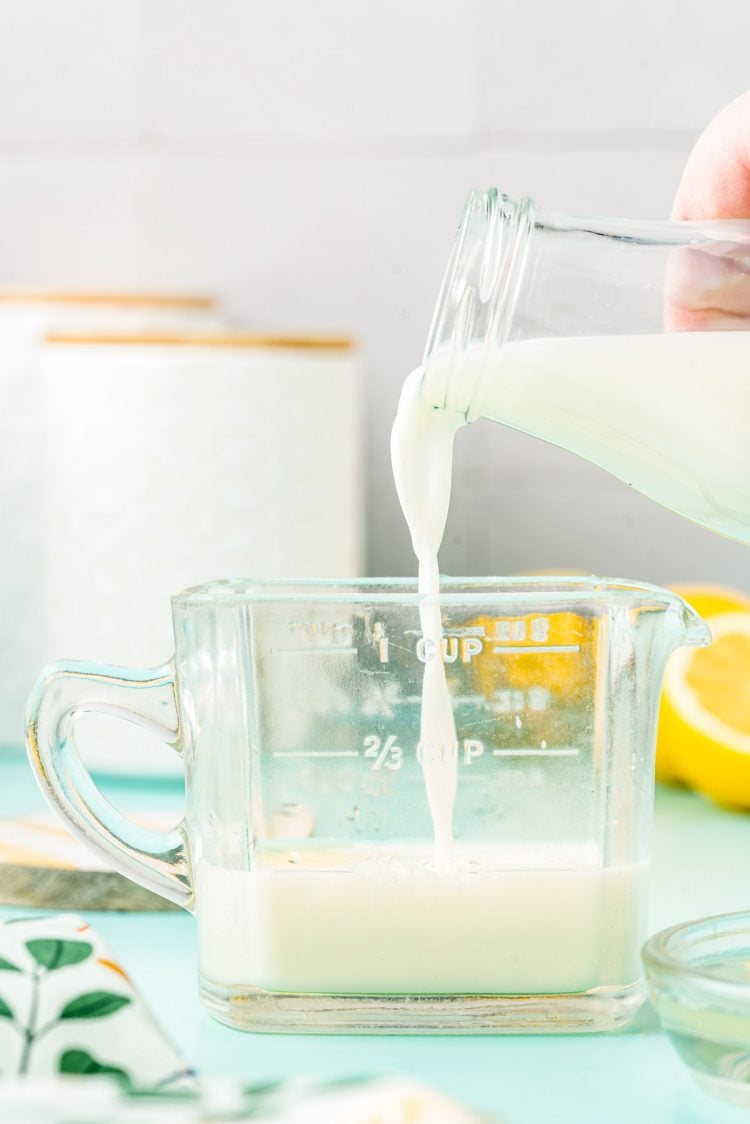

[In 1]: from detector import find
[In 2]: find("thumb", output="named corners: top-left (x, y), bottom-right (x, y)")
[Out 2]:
top-left (672, 91), bottom-right (750, 220)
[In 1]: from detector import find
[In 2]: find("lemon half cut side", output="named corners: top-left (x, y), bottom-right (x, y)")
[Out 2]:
top-left (659, 612), bottom-right (750, 809)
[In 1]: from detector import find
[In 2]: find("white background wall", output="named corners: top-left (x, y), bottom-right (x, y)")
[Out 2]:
top-left (3, 0), bottom-right (750, 588)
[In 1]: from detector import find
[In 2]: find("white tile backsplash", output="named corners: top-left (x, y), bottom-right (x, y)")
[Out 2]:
top-left (0, 160), bottom-right (146, 287)
top-left (478, 0), bottom-right (750, 134)
top-left (0, 1), bottom-right (748, 589)
top-left (0, 1), bottom-right (145, 142)
top-left (0, 157), bottom-right (146, 284)
top-left (147, 0), bottom-right (477, 142)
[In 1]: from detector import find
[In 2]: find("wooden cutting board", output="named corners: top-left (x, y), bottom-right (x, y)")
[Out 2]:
top-left (0, 815), bottom-right (181, 911)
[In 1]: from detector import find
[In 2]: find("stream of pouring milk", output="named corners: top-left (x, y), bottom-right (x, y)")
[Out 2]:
top-left (390, 367), bottom-right (465, 864)
top-left (392, 330), bottom-right (750, 861)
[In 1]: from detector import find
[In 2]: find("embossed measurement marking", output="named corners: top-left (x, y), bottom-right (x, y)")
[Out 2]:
top-left (363, 734), bottom-right (403, 770)
top-left (270, 743), bottom-right (580, 762)
top-left (271, 750), bottom-right (360, 759)
top-left (271, 647), bottom-right (358, 655)
top-left (492, 747), bottom-right (580, 757)
top-left (492, 645), bottom-right (580, 655)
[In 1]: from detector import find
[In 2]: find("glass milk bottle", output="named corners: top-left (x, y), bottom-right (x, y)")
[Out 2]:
top-left (419, 189), bottom-right (750, 544)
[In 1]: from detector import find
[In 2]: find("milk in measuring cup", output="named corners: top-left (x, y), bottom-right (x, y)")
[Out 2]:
top-left (198, 850), bottom-right (647, 994)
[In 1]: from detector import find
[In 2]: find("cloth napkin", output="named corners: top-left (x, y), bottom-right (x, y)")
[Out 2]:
top-left (0, 914), bottom-right (489, 1122)
top-left (0, 1074), bottom-right (488, 1123)
top-left (0, 913), bottom-right (192, 1089)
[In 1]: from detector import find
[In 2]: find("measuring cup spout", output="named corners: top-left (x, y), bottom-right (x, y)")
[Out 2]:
top-left (668, 593), bottom-right (712, 651)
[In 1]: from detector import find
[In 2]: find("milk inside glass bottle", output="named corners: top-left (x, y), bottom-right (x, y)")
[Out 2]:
top-left (416, 189), bottom-right (750, 543)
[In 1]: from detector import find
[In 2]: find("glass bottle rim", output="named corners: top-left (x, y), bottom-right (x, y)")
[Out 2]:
top-left (423, 189), bottom-right (534, 421)
top-left (422, 187), bottom-right (750, 422)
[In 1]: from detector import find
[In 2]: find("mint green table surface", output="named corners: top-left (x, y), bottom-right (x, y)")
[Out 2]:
top-left (1, 750), bottom-right (749, 1124)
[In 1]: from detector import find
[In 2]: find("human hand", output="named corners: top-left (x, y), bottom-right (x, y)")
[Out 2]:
top-left (673, 92), bottom-right (750, 221)
top-left (667, 92), bottom-right (750, 330)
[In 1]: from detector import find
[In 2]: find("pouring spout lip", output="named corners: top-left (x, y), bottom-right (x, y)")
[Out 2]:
top-left (682, 610), bottom-right (713, 649)
top-left (666, 595), bottom-right (712, 649)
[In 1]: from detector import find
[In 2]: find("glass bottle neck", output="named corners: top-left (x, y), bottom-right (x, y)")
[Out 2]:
top-left (422, 189), bottom-right (534, 421)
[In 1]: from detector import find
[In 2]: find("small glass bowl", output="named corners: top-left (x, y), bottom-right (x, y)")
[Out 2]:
top-left (643, 911), bottom-right (750, 1108)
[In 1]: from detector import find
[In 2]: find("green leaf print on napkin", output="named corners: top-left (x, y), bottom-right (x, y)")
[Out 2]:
top-left (0, 916), bottom-right (191, 1090)
top-left (59, 992), bottom-right (131, 1020)
top-left (7, 943), bottom-right (127, 1072)
top-left (59, 1048), bottom-right (131, 1087)
top-left (26, 939), bottom-right (92, 971)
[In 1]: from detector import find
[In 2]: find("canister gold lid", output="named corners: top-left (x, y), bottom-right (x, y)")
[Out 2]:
top-left (44, 331), bottom-right (356, 351)
top-left (0, 290), bottom-right (216, 310)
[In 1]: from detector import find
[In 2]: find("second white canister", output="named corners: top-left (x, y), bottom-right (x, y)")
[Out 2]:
top-left (30, 331), bottom-right (363, 773)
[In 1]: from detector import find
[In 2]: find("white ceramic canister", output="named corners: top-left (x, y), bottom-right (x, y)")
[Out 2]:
top-left (0, 293), bottom-right (221, 755)
top-left (29, 331), bottom-right (363, 774)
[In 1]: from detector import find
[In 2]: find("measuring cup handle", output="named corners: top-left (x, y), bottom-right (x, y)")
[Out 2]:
top-left (26, 659), bottom-right (192, 909)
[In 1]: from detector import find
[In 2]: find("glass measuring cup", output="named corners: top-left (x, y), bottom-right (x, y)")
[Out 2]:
top-left (421, 189), bottom-right (750, 544)
top-left (26, 576), bottom-right (708, 1033)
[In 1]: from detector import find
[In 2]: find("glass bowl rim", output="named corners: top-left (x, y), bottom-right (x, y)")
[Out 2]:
top-left (643, 910), bottom-right (750, 1004)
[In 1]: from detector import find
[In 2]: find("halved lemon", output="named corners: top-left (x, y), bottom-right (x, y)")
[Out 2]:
top-left (656, 585), bottom-right (750, 783)
top-left (658, 611), bottom-right (750, 808)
